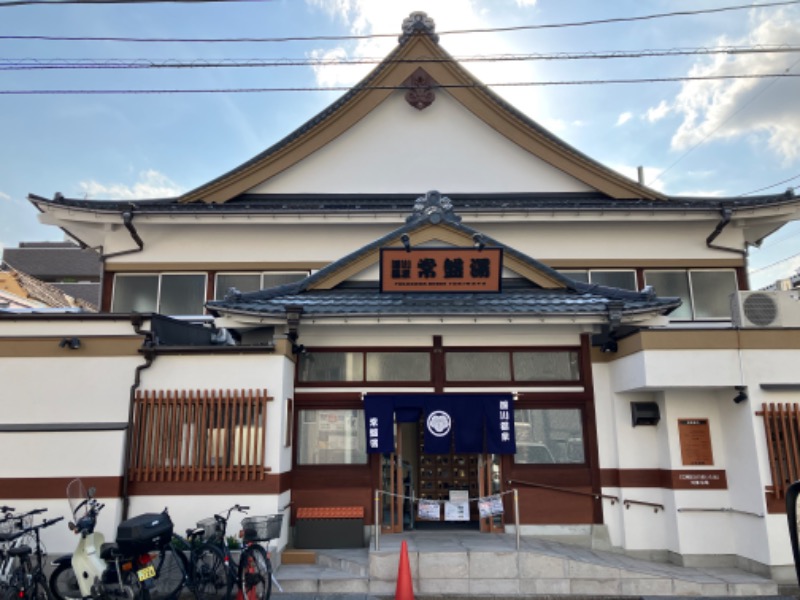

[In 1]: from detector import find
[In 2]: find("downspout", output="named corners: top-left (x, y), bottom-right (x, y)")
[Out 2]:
top-left (102, 207), bottom-right (145, 262)
top-left (121, 314), bottom-right (155, 520)
top-left (706, 206), bottom-right (746, 256)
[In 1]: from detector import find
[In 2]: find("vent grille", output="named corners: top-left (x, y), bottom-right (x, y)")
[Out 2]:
top-left (742, 293), bottom-right (779, 327)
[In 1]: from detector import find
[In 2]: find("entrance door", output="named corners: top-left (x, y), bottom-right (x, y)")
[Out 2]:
top-left (380, 420), bottom-right (404, 533)
top-left (478, 454), bottom-right (504, 532)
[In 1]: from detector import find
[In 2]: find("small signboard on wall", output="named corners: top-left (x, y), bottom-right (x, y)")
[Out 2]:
top-left (380, 248), bottom-right (502, 293)
top-left (678, 418), bottom-right (714, 466)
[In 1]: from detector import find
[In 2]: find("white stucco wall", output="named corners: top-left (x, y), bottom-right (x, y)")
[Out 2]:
top-left (248, 90), bottom-right (594, 195)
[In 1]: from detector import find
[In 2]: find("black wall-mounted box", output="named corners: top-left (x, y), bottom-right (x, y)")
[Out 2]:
top-left (631, 402), bottom-right (660, 426)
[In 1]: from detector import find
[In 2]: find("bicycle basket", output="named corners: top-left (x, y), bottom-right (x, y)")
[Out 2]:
top-left (241, 515), bottom-right (282, 542)
top-left (196, 517), bottom-right (222, 541)
top-left (0, 514), bottom-right (32, 536)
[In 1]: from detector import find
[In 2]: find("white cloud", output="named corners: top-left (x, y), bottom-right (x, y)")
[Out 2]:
top-left (303, 0), bottom-right (547, 115)
top-left (78, 170), bottom-right (183, 200)
top-left (669, 8), bottom-right (800, 163)
top-left (645, 100), bottom-right (671, 123)
top-left (514, 0), bottom-right (537, 6)
top-left (615, 112), bottom-right (632, 126)
top-left (0, 191), bottom-right (10, 202)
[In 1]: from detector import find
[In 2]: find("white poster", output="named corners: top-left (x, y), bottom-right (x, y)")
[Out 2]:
top-left (478, 494), bottom-right (504, 518)
top-left (417, 500), bottom-right (441, 520)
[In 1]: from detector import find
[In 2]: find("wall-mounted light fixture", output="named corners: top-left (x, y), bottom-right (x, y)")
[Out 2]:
top-left (601, 339), bottom-right (618, 353)
top-left (400, 233), bottom-right (411, 252)
top-left (58, 337), bottom-right (81, 350)
top-left (733, 386), bottom-right (748, 404)
top-left (472, 233), bottom-right (486, 251)
top-left (631, 401), bottom-right (660, 426)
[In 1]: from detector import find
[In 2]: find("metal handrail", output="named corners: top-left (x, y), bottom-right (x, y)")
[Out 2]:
top-left (623, 498), bottom-right (664, 512)
top-left (677, 507), bottom-right (763, 518)
top-left (506, 479), bottom-right (619, 504)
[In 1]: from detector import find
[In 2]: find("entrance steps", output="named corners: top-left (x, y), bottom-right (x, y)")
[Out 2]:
top-left (274, 531), bottom-right (783, 597)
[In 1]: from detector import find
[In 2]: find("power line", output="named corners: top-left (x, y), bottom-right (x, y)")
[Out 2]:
top-left (739, 176), bottom-right (800, 196)
top-left (1, 0), bottom-right (797, 38)
top-left (0, 0), bottom-right (272, 6)
top-left (4, 46), bottom-right (800, 70)
top-left (2, 73), bottom-right (799, 94)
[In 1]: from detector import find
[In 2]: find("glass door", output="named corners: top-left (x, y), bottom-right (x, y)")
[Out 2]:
top-left (478, 454), bottom-right (504, 532)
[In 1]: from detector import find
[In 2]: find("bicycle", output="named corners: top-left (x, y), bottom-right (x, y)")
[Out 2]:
top-left (192, 505), bottom-right (282, 600)
top-left (1, 514), bottom-right (63, 600)
top-left (1, 507), bottom-right (48, 588)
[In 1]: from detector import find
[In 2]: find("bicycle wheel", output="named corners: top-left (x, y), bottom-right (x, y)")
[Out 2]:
top-left (236, 546), bottom-right (270, 600)
top-left (48, 563), bottom-right (82, 600)
top-left (28, 573), bottom-right (51, 600)
top-left (192, 544), bottom-right (232, 600)
top-left (147, 544), bottom-right (188, 600)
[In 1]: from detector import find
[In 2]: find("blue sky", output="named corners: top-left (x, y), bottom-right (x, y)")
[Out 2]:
top-left (1, 0), bottom-right (799, 288)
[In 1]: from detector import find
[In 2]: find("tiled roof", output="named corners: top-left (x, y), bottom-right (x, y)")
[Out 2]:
top-left (27, 190), bottom-right (799, 215)
top-left (2, 244), bottom-right (101, 279)
top-left (209, 285), bottom-right (680, 319)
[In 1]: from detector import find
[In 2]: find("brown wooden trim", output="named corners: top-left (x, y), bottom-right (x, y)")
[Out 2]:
top-left (765, 492), bottom-right (788, 514)
top-left (595, 329), bottom-right (800, 361)
top-left (128, 472), bottom-right (291, 495)
top-left (105, 262), bottom-right (328, 273)
top-left (1, 476), bottom-right (123, 499)
top-left (0, 336), bottom-right (142, 357)
top-left (580, 333), bottom-right (604, 523)
top-left (600, 468), bottom-right (728, 489)
top-left (547, 259), bottom-right (745, 269)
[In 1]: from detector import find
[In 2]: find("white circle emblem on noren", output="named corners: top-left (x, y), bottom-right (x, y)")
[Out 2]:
top-left (427, 411), bottom-right (452, 437)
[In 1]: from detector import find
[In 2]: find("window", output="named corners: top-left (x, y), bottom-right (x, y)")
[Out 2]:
top-left (558, 270), bottom-right (637, 290)
top-left (112, 273), bottom-right (206, 315)
top-left (644, 269), bottom-right (738, 320)
top-left (297, 409), bottom-right (367, 465)
top-left (215, 271), bottom-right (309, 299)
top-left (128, 389), bottom-right (270, 482)
top-left (514, 408), bottom-right (585, 464)
top-left (445, 350), bottom-right (580, 383)
top-left (297, 351), bottom-right (431, 383)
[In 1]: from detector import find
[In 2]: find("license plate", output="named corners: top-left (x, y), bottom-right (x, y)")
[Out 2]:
top-left (137, 565), bottom-right (156, 581)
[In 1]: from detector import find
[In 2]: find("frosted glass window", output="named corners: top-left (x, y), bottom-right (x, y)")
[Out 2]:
top-left (215, 274), bottom-right (261, 299)
top-left (112, 275), bottom-right (158, 313)
top-left (514, 409), bottom-right (585, 464)
top-left (160, 274), bottom-right (206, 315)
top-left (262, 272), bottom-right (308, 287)
top-left (644, 271), bottom-right (692, 320)
top-left (446, 352), bottom-right (510, 381)
top-left (366, 352), bottom-right (431, 381)
top-left (691, 270), bottom-right (738, 319)
top-left (298, 352), bottom-right (364, 382)
top-left (513, 352), bottom-right (579, 381)
top-left (590, 270), bottom-right (637, 290)
top-left (297, 409), bottom-right (367, 465)
top-left (558, 270), bottom-right (589, 283)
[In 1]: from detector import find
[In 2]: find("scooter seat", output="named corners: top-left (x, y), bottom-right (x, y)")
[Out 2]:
top-left (100, 542), bottom-right (119, 560)
top-left (8, 545), bottom-right (31, 557)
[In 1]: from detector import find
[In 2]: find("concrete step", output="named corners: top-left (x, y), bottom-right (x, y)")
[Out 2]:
top-left (272, 533), bottom-right (783, 597)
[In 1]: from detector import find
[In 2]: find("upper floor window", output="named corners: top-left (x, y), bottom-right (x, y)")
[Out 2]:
top-left (215, 271), bottom-right (309, 299)
top-left (644, 269), bottom-right (738, 320)
top-left (558, 270), bottom-right (637, 290)
top-left (112, 273), bottom-right (206, 315)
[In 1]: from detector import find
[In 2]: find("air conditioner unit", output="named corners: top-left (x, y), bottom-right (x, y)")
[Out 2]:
top-left (731, 290), bottom-right (800, 328)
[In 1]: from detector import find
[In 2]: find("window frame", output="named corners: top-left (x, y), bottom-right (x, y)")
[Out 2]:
top-left (214, 271), bottom-right (310, 300)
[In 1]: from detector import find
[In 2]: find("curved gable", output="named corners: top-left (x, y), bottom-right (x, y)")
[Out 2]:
top-left (179, 17), bottom-right (664, 204)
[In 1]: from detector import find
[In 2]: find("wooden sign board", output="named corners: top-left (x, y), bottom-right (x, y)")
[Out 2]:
top-left (380, 248), bottom-right (502, 293)
top-left (678, 418), bottom-right (714, 466)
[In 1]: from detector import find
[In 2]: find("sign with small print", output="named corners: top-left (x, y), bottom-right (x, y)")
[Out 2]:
top-left (678, 418), bottom-right (714, 466)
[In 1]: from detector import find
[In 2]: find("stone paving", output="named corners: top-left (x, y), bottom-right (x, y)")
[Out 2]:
top-left (273, 531), bottom-right (790, 597)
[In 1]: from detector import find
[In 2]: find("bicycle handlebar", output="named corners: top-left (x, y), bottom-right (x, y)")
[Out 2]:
top-left (0, 505), bottom-right (14, 513)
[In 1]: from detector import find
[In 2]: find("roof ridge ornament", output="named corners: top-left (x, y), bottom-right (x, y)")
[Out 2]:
top-left (399, 12), bottom-right (438, 44)
top-left (408, 190), bottom-right (461, 225)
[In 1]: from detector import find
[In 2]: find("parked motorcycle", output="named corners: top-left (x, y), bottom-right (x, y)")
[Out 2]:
top-left (50, 479), bottom-right (175, 600)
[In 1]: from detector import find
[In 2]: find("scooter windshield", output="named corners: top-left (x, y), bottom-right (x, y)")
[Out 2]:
top-left (67, 478), bottom-right (89, 519)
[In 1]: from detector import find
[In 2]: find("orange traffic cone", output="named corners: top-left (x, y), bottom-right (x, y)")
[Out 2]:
top-left (395, 539), bottom-right (414, 600)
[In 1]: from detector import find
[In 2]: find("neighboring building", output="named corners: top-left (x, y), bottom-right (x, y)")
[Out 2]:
top-left (3, 12), bottom-right (800, 589)
top-left (0, 264), bottom-right (97, 311)
top-left (1, 240), bottom-right (101, 307)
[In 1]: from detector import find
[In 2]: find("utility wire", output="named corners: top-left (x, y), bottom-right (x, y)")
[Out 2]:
top-left (0, 0), bottom-right (273, 6)
top-left (4, 46), bottom-right (800, 70)
top-left (2, 73), bottom-right (799, 94)
top-left (0, 0), bottom-right (797, 38)
top-left (739, 176), bottom-right (800, 197)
